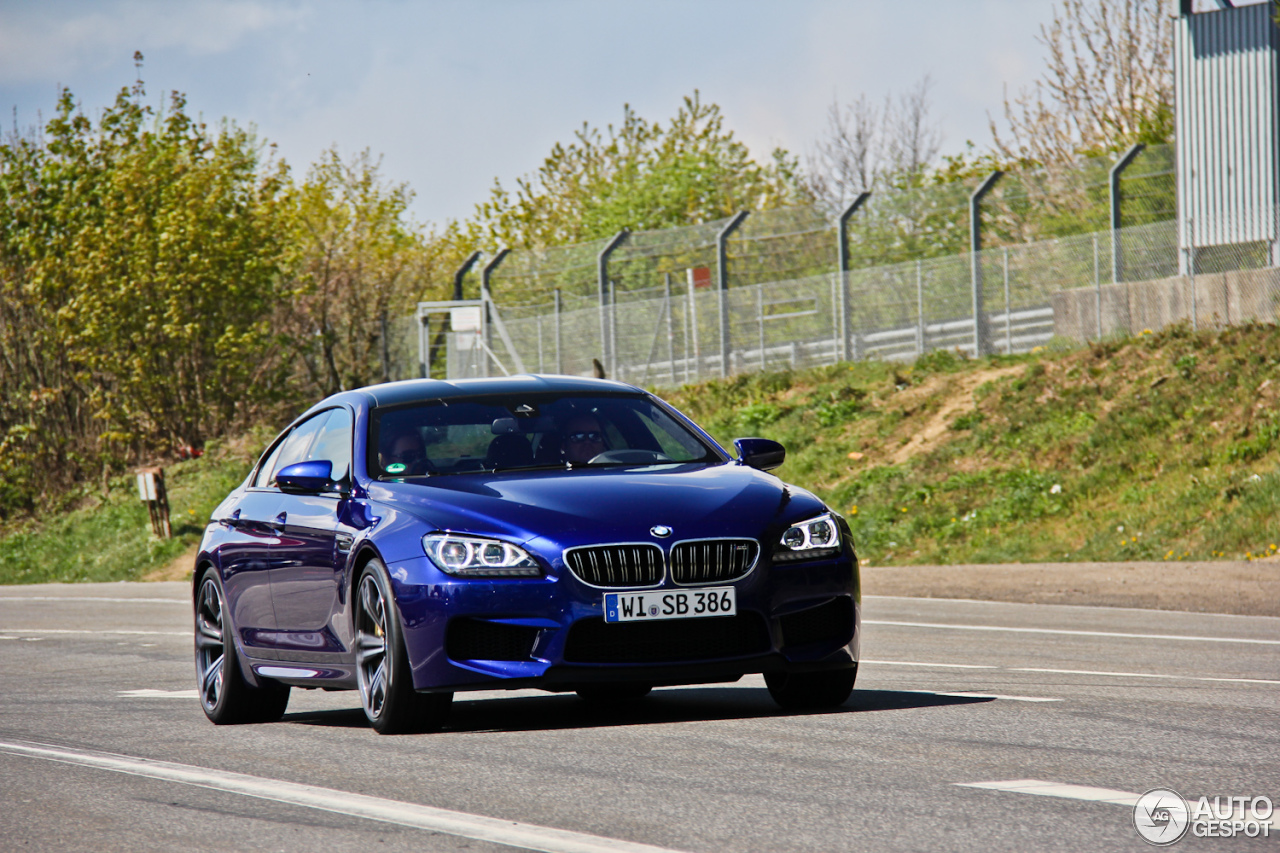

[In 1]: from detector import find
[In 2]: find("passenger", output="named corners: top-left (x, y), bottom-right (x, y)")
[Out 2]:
top-left (561, 414), bottom-right (607, 464)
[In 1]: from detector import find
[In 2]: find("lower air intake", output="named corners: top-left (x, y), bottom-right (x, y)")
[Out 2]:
top-left (446, 618), bottom-right (540, 662)
top-left (779, 597), bottom-right (854, 648)
top-left (563, 613), bottom-right (771, 664)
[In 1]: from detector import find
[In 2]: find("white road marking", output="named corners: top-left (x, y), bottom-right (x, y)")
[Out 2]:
top-left (862, 659), bottom-right (1280, 686)
top-left (118, 689), bottom-right (199, 699)
top-left (901, 690), bottom-right (1060, 703)
top-left (0, 739), bottom-right (688, 853)
top-left (861, 659), bottom-right (997, 669)
top-left (865, 593), bottom-right (1280, 619)
top-left (864, 620), bottom-right (1280, 646)
top-left (0, 596), bottom-right (185, 604)
top-left (1012, 667), bottom-right (1280, 686)
top-left (0, 629), bottom-right (187, 637)
top-left (956, 779), bottom-right (1141, 806)
top-left (957, 780), bottom-right (1277, 827)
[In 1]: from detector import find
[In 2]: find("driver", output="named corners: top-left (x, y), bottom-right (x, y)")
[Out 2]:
top-left (561, 414), bottom-right (607, 464)
top-left (380, 428), bottom-right (427, 474)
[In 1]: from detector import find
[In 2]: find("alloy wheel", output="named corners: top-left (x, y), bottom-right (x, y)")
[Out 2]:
top-left (356, 573), bottom-right (390, 719)
top-left (194, 577), bottom-right (226, 713)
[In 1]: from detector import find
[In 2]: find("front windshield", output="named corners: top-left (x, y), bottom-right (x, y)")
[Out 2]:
top-left (369, 393), bottom-right (720, 477)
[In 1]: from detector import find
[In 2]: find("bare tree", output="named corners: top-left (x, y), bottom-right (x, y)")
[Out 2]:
top-left (806, 94), bottom-right (880, 211)
top-left (882, 76), bottom-right (943, 181)
top-left (991, 0), bottom-right (1174, 167)
top-left (807, 76), bottom-right (943, 213)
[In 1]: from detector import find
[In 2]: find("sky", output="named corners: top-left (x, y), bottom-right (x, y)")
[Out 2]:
top-left (0, 0), bottom-right (1227, 228)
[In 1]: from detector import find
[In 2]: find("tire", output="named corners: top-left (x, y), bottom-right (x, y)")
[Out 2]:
top-left (765, 666), bottom-right (856, 711)
top-left (355, 559), bottom-right (452, 734)
top-left (194, 567), bottom-right (290, 724)
top-left (575, 684), bottom-right (652, 703)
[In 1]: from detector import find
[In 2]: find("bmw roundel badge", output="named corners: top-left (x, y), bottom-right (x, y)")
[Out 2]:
top-left (650, 525), bottom-right (672, 538)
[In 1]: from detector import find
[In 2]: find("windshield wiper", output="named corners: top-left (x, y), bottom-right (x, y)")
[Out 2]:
top-left (487, 463), bottom-right (571, 474)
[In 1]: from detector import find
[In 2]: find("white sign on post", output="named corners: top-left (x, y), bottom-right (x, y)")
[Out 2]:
top-left (136, 472), bottom-right (157, 501)
top-left (450, 306), bottom-right (482, 332)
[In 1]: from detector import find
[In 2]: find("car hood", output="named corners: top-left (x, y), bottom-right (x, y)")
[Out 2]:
top-left (365, 462), bottom-right (827, 550)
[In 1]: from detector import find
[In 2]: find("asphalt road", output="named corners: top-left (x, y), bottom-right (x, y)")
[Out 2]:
top-left (1, 582), bottom-right (1277, 852)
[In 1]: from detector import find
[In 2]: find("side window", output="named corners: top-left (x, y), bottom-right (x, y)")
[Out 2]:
top-left (261, 412), bottom-right (328, 488)
top-left (307, 407), bottom-right (353, 483)
top-left (252, 439), bottom-right (287, 488)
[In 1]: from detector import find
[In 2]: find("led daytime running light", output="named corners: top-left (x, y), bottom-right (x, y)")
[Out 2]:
top-left (778, 513), bottom-right (840, 554)
top-left (423, 534), bottom-right (541, 577)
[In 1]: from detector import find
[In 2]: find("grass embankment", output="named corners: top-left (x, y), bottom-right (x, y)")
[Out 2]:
top-left (2, 322), bottom-right (1277, 584)
top-left (666, 323), bottom-right (1280, 567)
top-left (0, 433), bottom-right (265, 584)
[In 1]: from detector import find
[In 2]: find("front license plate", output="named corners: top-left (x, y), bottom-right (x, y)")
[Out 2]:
top-left (604, 587), bottom-right (736, 623)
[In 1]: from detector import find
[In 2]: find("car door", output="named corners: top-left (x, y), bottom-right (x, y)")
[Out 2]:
top-left (268, 407), bottom-right (356, 654)
top-left (217, 488), bottom-right (284, 652)
top-left (225, 412), bottom-right (330, 654)
top-left (218, 413), bottom-right (319, 653)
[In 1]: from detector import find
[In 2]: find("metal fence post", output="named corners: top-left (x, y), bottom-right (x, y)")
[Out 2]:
top-left (610, 282), bottom-right (619, 380)
top-left (554, 289), bottom-right (563, 374)
top-left (481, 248), bottom-right (512, 375)
top-left (970, 171), bottom-right (1003, 358)
top-left (916, 260), bottom-right (925, 356)
top-left (687, 269), bottom-right (698, 382)
top-left (1093, 233), bottom-right (1102, 340)
top-left (449, 251), bottom-right (482, 375)
top-left (757, 283), bottom-right (766, 371)
top-left (1110, 144), bottom-right (1144, 284)
top-left (1274, 197), bottom-right (1280, 269)
top-left (830, 273), bottom-right (839, 365)
top-left (418, 309), bottom-right (430, 378)
top-left (664, 273), bottom-right (676, 385)
top-left (452, 251), bottom-right (481, 300)
top-left (1003, 247), bottom-right (1012, 354)
top-left (837, 193), bottom-right (871, 362)
top-left (717, 211), bottom-right (750, 378)
top-left (1187, 217), bottom-right (1197, 332)
top-left (597, 230), bottom-right (629, 379)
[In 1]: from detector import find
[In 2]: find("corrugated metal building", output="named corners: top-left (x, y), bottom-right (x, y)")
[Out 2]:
top-left (1175, 0), bottom-right (1280, 269)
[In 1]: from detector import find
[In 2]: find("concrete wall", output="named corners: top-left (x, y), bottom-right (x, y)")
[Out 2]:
top-left (1051, 267), bottom-right (1280, 342)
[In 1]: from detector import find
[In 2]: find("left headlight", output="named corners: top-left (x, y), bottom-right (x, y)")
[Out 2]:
top-left (422, 533), bottom-right (542, 577)
top-left (775, 512), bottom-right (842, 562)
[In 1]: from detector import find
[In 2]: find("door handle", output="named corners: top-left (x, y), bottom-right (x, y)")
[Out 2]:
top-left (271, 512), bottom-right (287, 533)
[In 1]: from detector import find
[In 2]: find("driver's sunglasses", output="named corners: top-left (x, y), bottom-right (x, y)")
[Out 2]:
top-left (389, 449), bottom-right (425, 462)
top-left (567, 431), bottom-right (603, 444)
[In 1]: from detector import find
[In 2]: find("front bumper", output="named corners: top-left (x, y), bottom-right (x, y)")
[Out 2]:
top-left (387, 550), bottom-right (860, 693)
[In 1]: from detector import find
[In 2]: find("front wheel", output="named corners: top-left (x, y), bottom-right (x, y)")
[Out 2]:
top-left (765, 667), bottom-right (856, 710)
top-left (355, 560), bottom-right (452, 734)
top-left (194, 568), bottom-right (290, 724)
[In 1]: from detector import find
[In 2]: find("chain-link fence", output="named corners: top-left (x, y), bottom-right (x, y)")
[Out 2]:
top-left (417, 143), bottom-right (1279, 386)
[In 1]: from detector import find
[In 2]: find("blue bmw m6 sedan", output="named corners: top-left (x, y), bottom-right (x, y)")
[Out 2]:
top-left (194, 375), bottom-right (860, 733)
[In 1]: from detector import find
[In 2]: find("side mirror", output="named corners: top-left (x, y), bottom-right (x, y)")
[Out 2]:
top-left (276, 460), bottom-right (334, 493)
top-left (733, 438), bottom-right (785, 471)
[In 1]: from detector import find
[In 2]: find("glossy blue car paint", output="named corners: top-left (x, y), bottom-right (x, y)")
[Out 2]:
top-left (195, 375), bottom-right (859, 698)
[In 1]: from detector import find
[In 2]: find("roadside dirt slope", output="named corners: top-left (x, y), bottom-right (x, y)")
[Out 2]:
top-left (889, 364), bottom-right (1026, 465)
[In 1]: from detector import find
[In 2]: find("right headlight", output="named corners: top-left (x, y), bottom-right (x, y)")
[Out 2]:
top-left (774, 512), bottom-right (842, 562)
top-left (422, 533), bottom-right (542, 577)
